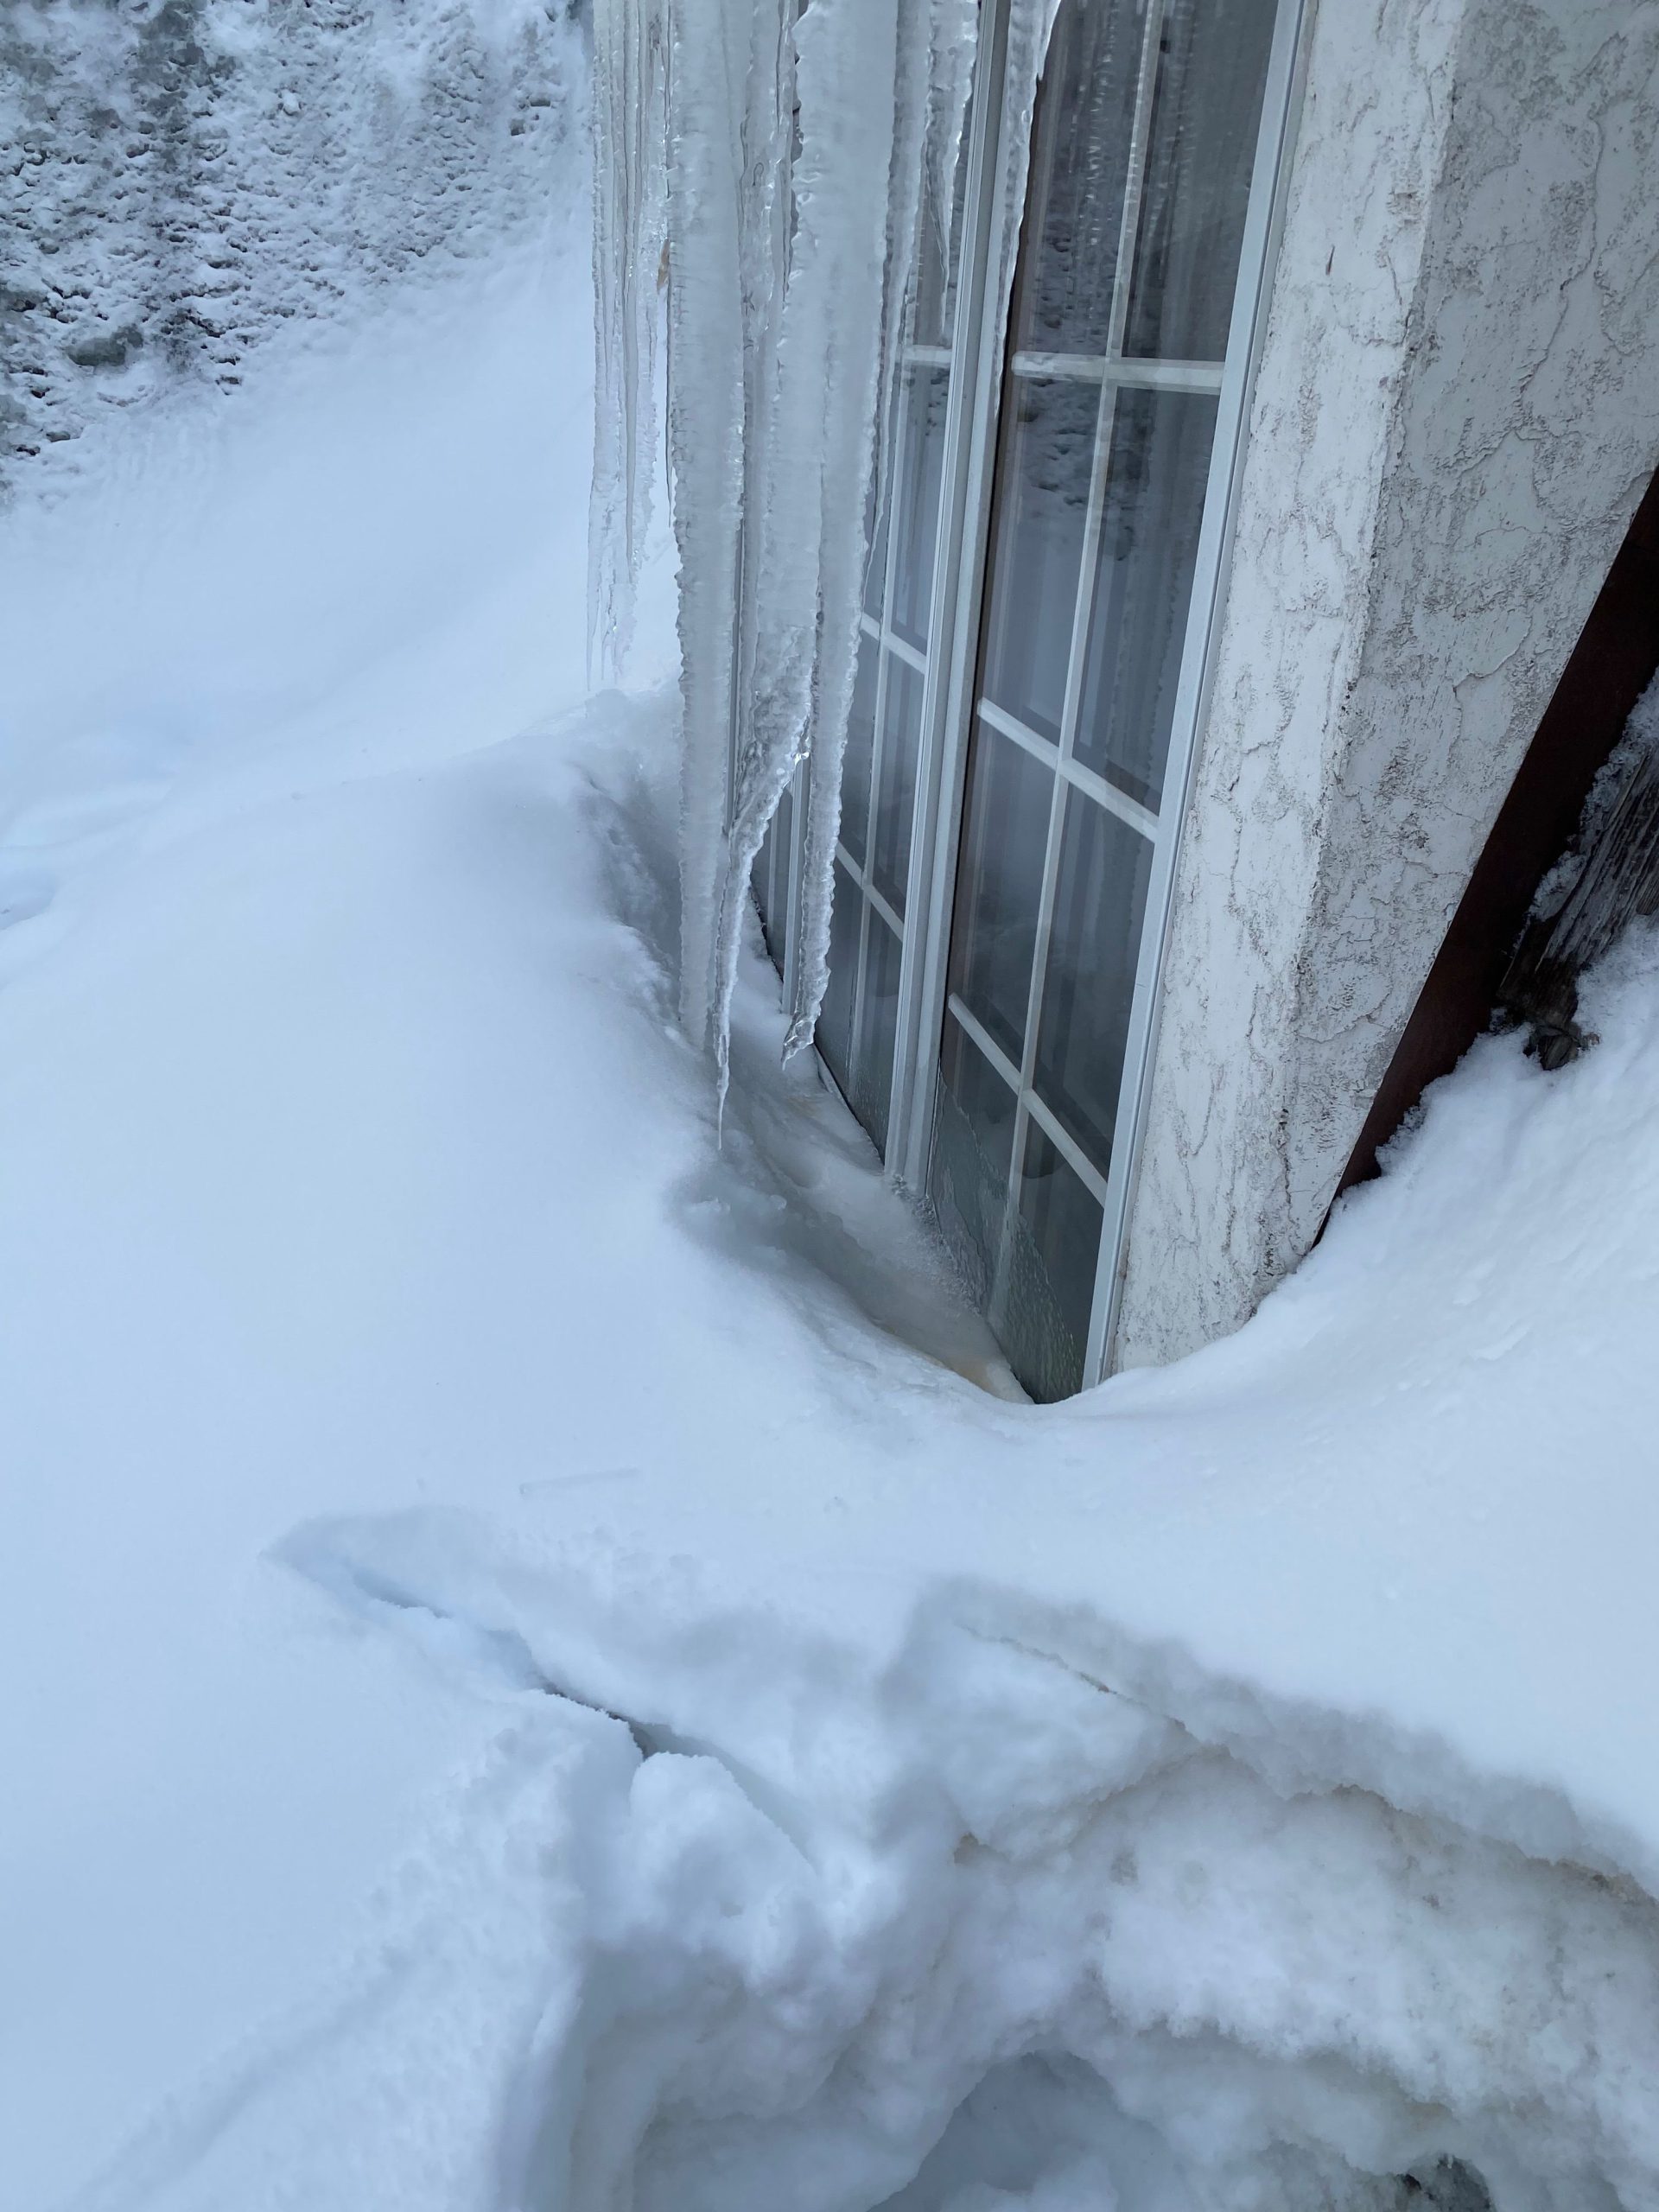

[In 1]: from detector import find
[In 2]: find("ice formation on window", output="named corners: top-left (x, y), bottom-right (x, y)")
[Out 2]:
top-left (591, 0), bottom-right (1062, 1096)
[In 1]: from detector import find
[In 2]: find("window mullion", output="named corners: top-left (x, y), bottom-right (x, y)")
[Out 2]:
top-left (893, 0), bottom-right (1015, 1192)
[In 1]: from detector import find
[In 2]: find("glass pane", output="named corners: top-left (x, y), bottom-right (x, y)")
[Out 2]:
top-left (872, 656), bottom-right (923, 918)
top-left (947, 721), bottom-right (1055, 1066)
top-left (891, 366), bottom-right (950, 650)
top-left (1014, 0), bottom-right (1148, 357)
top-left (753, 818), bottom-right (774, 928)
top-left (941, 1010), bottom-right (1019, 1185)
top-left (1074, 388), bottom-right (1217, 810)
top-left (754, 782), bottom-right (792, 977)
top-left (912, 101), bottom-right (974, 350)
top-left (1124, 0), bottom-right (1279, 362)
top-left (930, 1014), bottom-right (1018, 1307)
top-left (853, 909), bottom-right (903, 1157)
top-left (1004, 1122), bottom-right (1103, 1401)
top-left (840, 631), bottom-right (880, 867)
top-left (817, 861), bottom-right (861, 1098)
top-left (1033, 792), bottom-right (1154, 1172)
top-left (979, 377), bottom-right (1098, 741)
top-left (862, 448), bottom-right (889, 620)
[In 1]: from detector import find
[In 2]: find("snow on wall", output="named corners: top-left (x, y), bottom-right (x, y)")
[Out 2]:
top-left (1117, 0), bottom-right (1659, 1367)
top-left (0, 0), bottom-right (580, 499)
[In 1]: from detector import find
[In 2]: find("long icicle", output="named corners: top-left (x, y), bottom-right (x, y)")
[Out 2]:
top-left (590, 0), bottom-right (1061, 1096)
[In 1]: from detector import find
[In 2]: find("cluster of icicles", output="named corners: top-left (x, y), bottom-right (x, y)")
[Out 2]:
top-left (589, 0), bottom-right (1058, 1093)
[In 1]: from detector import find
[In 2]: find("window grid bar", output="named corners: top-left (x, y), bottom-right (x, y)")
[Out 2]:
top-left (1008, 352), bottom-right (1225, 393)
top-left (856, 611), bottom-right (938, 684)
top-left (880, 626), bottom-right (930, 675)
top-left (946, 992), bottom-right (1110, 1207)
top-left (903, 342), bottom-right (954, 370)
top-left (834, 842), bottom-right (906, 943)
top-left (976, 699), bottom-right (1161, 841)
top-left (895, 0), bottom-right (1015, 1196)
top-left (945, 988), bottom-right (1023, 1091)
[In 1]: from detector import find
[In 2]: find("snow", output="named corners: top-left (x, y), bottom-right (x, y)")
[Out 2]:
top-left (6, 23), bottom-right (1659, 2212)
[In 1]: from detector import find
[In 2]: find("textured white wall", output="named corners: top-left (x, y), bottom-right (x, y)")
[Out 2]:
top-left (1116, 0), bottom-right (1659, 1369)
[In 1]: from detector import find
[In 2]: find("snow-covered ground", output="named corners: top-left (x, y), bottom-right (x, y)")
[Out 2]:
top-left (5, 43), bottom-right (1659, 2212)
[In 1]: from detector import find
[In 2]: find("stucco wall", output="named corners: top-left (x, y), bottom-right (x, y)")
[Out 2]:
top-left (1116, 0), bottom-right (1659, 1369)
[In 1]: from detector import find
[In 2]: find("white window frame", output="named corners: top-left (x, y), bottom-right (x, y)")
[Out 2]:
top-left (775, 0), bottom-right (1312, 1388)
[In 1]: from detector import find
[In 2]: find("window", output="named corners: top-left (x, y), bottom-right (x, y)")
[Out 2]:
top-left (756, 0), bottom-right (1300, 1397)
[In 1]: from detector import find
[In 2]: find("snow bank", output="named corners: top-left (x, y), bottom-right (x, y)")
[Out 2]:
top-left (26, 629), bottom-right (1659, 2209)
top-left (0, 209), bottom-right (632, 2203)
top-left (219, 902), bottom-right (1659, 2212)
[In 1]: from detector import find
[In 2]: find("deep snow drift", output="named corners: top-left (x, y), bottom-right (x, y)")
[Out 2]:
top-left (5, 75), bottom-right (1659, 2212)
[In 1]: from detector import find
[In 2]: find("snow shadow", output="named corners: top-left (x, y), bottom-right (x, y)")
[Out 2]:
top-left (575, 707), bottom-right (1022, 1399)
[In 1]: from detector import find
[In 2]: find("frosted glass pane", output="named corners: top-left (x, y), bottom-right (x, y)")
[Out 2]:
top-left (948, 721), bottom-right (1054, 1066)
top-left (912, 105), bottom-right (974, 349)
top-left (1124, 0), bottom-right (1279, 362)
top-left (1033, 792), bottom-right (1154, 1173)
top-left (930, 1013), bottom-right (1019, 1306)
top-left (817, 861), bottom-right (861, 1098)
top-left (840, 631), bottom-right (880, 867)
top-left (754, 781), bottom-right (792, 976)
top-left (862, 447), bottom-right (888, 620)
top-left (1074, 388), bottom-right (1217, 810)
top-left (872, 657), bottom-right (922, 918)
top-left (1007, 1123), bottom-right (1102, 1402)
top-left (1014, 0), bottom-right (1147, 357)
top-left (980, 377), bottom-right (1097, 741)
top-left (854, 910), bottom-right (903, 1157)
top-left (891, 366), bottom-right (950, 649)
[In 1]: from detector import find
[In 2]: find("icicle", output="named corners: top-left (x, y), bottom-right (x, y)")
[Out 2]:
top-left (784, 0), bottom-right (980, 1063)
top-left (588, 0), bottom-right (668, 686)
top-left (589, 0), bottom-right (1058, 1090)
top-left (663, 0), bottom-right (792, 1052)
top-left (985, 0), bottom-right (1066, 389)
top-left (708, 0), bottom-right (906, 1093)
top-left (785, 0), bottom-right (1061, 1061)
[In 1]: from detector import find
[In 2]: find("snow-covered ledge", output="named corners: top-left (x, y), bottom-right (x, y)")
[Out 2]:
top-left (1116, 0), bottom-right (1659, 1369)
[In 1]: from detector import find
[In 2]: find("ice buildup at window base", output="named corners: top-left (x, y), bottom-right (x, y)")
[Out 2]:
top-left (588, 0), bottom-right (1059, 1104)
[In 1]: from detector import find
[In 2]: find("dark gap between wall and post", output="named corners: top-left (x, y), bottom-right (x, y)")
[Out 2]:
top-left (1331, 460), bottom-right (1659, 1206)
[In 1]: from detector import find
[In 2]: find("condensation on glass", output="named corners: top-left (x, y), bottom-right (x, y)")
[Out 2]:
top-left (929, 0), bottom-right (1281, 1398)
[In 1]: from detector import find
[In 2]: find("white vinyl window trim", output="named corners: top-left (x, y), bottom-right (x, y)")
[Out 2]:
top-left (773, 0), bottom-right (1312, 1389)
